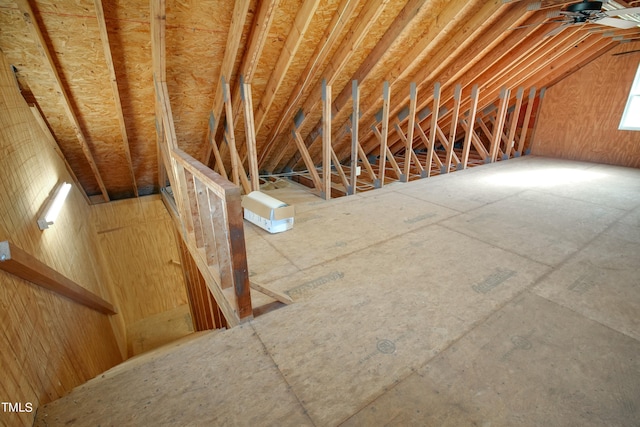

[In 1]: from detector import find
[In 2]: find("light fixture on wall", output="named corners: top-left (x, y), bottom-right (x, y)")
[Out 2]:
top-left (37, 182), bottom-right (72, 230)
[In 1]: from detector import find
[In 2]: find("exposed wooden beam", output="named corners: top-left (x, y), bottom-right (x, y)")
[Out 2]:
top-left (93, 0), bottom-right (138, 197)
top-left (516, 87), bottom-right (536, 156)
top-left (446, 83), bottom-right (462, 172)
top-left (349, 80), bottom-right (360, 195)
top-left (505, 87), bottom-right (524, 159)
top-left (254, 0), bottom-right (320, 137)
top-left (150, 0), bottom-right (166, 83)
top-left (293, 130), bottom-right (323, 191)
top-left (402, 82), bottom-right (418, 181)
top-left (389, 0), bottom-right (491, 92)
top-left (521, 35), bottom-right (616, 89)
top-left (331, 146), bottom-right (350, 191)
top-left (224, 130), bottom-right (252, 195)
top-left (377, 82), bottom-right (391, 187)
top-left (459, 118), bottom-right (489, 161)
top-left (250, 280), bottom-right (293, 305)
top-left (526, 87), bottom-right (546, 154)
top-left (544, 40), bottom-right (619, 87)
top-left (426, 83), bottom-right (440, 176)
top-left (385, 145), bottom-right (402, 179)
top-left (258, 0), bottom-right (361, 168)
top-left (372, 124), bottom-right (401, 180)
top-left (414, 121), bottom-right (443, 169)
top-left (242, 83), bottom-right (260, 192)
top-left (333, 0), bottom-right (432, 112)
top-left (16, 0), bottom-right (110, 202)
top-left (357, 141), bottom-right (377, 181)
top-left (208, 113), bottom-right (228, 180)
top-left (29, 105), bottom-right (90, 205)
top-left (207, 0), bottom-right (279, 166)
top-left (461, 85), bottom-right (480, 168)
top-left (223, 82), bottom-right (241, 186)
top-left (367, 6), bottom-right (539, 159)
top-left (490, 87), bottom-right (510, 162)
top-left (0, 241), bottom-right (116, 315)
top-left (480, 28), bottom-right (586, 98)
top-left (237, 0), bottom-right (280, 85)
top-left (203, 0), bottom-right (251, 164)
top-left (151, 0), bottom-right (191, 242)
top-left (263, 0), bottom-right (390, 172)
top-left (394, 122), bottom-right (424, 179)
top-left (358, 0), bottom-right (511, 160)
top-left (422, 33), bottom-right (580, 167)
top-left (435, 123), bottom-right (461, 169)
top-left (322, 80), bottom-right (332, 200)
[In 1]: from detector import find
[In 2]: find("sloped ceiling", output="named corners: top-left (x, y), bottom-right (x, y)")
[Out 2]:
top-left (1, 0), bottom-right (639, 202)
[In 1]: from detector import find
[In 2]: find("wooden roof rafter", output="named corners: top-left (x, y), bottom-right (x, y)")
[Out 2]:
top-left (252, 0), bottom-right (363, 170)
top-left (3, 1), bottom-right (638, 201)
top-left (355, 7), bottom-right (564, 159)
top-left (386, 29), bottom-right (586, 156)
top-left (228, 0), bottom-right (280, 143)
top-left (307, 0), bottom-right (517, 170)
top-left (397, 5), bottom-right (547, 119)
top-left (478, 28), bottom-right (589, 98)
top-left (542, 38), bottom-right (619, 86)
top-left (285, 0), bottom-right (476, 172)
top-left (331, 0), bottom-right (435, 115)
top-left (203, 0), bottom-right (251, 167)
top-left (253, 0), bottom-right (321, 139)
top-left (93, 0), bottom-right (138, 198)
top-left (15, 0), bottom-right (110, 202)
top-left (428, 16), bottom-right (561, 105)
top-left (381, 25), bottom-right (603, 165)
top-left (518, 34), bottom-right (619, 89)
top-left (261, 0), bottom-right (391, 172)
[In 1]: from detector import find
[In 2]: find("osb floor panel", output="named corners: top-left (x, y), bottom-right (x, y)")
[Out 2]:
top-left (34, 156), bottom-right (640, 426)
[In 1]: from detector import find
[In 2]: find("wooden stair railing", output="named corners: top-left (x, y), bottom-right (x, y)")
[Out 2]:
top-left (169, 147), bottom-right (253, 326)
top-left (151, 0), bottom-right (252, 326)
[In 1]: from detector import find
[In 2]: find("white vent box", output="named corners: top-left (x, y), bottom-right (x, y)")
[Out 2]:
top-left (241, 191), bottom-right (295, 234)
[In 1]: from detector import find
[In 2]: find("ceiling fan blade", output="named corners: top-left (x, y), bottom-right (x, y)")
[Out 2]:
top-left (597, 16), bottom-right (639, 29)
top-left (545, 21), bottom-right (571, 37)
top-left (527, 2), bottom-right (542, 11)
top-left (604, 7), bottom-right (640, 17)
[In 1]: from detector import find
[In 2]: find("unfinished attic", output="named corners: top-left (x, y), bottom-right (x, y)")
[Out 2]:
top-left (1, 0), bottom-right (640, 425)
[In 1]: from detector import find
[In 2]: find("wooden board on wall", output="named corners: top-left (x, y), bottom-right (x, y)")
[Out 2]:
top-left (0, 49), bottom-right (122, 425)
top-left (532, 42), bottom-right (640, 168)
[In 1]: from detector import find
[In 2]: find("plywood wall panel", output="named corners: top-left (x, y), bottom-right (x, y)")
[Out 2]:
top-left (92, 195), bottom-right (188, 325)
top-left (532, 42), bottom-right (640, 168)
top-left (0, 49), bottom-right (122, 425)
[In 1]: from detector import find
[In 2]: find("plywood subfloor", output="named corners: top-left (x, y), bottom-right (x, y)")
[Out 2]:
top-left (33, 156), bottom-right (640, 426)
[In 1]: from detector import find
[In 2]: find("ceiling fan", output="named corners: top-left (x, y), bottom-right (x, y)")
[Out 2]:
top-left (509, 0), bottom-right (640, 36)
top-left (559, 1), bottom-right (640, 28)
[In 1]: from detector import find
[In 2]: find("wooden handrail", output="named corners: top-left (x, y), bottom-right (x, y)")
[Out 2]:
top-left (0, 241), bottom-right (116, 315)
top-left (169, 147), bottom-right (253, 325)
